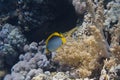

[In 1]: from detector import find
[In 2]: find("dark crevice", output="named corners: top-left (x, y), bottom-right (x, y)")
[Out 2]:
top-left (22, 0), bottom-right (78, 43)
top-left (0, 0), bottom-right (79, 43)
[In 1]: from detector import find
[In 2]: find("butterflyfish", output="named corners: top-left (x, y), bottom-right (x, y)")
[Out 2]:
top-left (46, 32), bottom-right (66, 53)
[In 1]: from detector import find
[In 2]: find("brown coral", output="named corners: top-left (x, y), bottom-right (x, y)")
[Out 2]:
top-left (54, 25), bottom-right (108, 78)
top-left (54, 0), bottom-right (120, 78)
top-left (109, 21), bottom-right (120, 63)
top-left (103, 57), bottom-right (116, 70)
top-left (54, 1), bottom-right (110, 76)
top-left (110, 46), bottom-right (120, 64)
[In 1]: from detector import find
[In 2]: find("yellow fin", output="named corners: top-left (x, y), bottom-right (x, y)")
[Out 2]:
top-left (61, 36), bottom-right (66, 44)
top-left (63, 27), bottom-right (78, 38)
top-left (58, 33), bottom-right (66, 44)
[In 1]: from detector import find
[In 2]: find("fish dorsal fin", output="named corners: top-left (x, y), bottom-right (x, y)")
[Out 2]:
top-left (63, 27), bottom-right (78, 38)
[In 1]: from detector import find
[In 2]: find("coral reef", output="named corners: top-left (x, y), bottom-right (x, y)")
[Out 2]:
top-left (0, 23), bottom-right (26, 66)
top-left (32, 73), bottom-right (51, 80)
top-left (72, 0), bottom-right (86, 15)
top-left (52, 72), bottom-right (70, 80)
top-left (0, 23), bottom-right (26, 79)
top-left (32, 72), bottom-right (71, 80)
top-left (4, 42), bottom-right (50, 80)
top-left (2, 0), bottom-right (120, 80)
top-left (54, 0), bottom-right (120, 78)
top-left (103, 0), bottom-right (120, 64)
top-left (31, 71), bottom-right (96, 80)
top-left (109, 22), bottom-right (120, 64)
top-left (99, 58), bottom-right (120, 80)
top-left (104, 0), bottom-right (120, 28)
